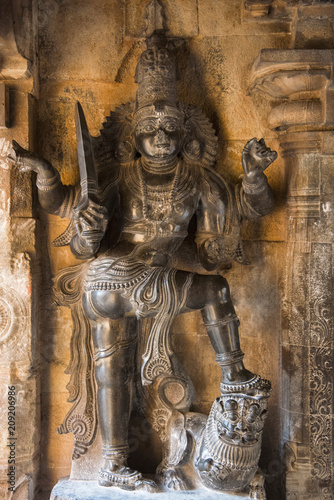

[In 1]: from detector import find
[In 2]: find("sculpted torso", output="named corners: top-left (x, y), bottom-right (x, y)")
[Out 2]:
top-left (108, 160), bottom-right (199, 266)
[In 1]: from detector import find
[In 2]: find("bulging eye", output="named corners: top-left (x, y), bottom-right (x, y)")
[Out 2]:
top-left (144, 125), bottom-right (155, 133)
top-left (165, 124), bottom-right (177, 132)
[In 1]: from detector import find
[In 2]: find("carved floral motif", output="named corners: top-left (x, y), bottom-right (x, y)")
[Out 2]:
top-left (310, 338), bottom-right (333, 490)
top-left (0, 285), bottom-right (28, 346)
top-left (310, 298), bottom-right (332, 345)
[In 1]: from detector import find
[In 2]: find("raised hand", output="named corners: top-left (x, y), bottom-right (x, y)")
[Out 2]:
top-left (73, 199), bottom-right (109, 248)
top-left (7, 140), bottom-right (55, 178)
top-left (242, 138), bottom-right (277, 184)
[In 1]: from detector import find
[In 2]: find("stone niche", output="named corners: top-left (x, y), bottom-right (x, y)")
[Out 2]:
top-left (0, 1), bottom-right (333, 500)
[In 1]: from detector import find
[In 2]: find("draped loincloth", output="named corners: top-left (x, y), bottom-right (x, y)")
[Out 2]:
top-left (84, 255), bottom-right (194, 385)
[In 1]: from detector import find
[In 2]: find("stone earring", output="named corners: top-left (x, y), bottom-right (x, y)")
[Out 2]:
top-left (183, 138), bottom-right (202, 161)
top-left (116, 140), bottom-right (135, 162)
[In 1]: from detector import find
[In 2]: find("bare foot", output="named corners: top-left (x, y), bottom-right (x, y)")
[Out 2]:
top-left (98, 461), bottom-right (157, 492)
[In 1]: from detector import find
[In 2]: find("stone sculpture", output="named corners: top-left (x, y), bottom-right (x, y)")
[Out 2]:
top-left (9, 31), bottom-right (277, 497)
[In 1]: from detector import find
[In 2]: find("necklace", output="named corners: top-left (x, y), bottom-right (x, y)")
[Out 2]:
top-left (137, 159), bottom-right (181, 222)
top-left (141, 156), bottom-right (178, 175)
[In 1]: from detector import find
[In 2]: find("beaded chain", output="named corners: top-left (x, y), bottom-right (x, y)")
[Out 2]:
top-left (136, 159), bottom-right (181, 222)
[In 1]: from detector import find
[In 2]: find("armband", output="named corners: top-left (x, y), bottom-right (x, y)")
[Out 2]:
top-left (36, 170), bottom-right (61, 191)
top-left (242, 175), bottom-right (268, 195)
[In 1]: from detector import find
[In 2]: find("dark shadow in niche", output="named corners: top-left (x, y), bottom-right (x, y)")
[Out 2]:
top-left (174, 39), bottom-right (225, 150)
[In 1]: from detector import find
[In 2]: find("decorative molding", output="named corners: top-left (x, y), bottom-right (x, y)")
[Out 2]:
top-left (0, 0), bottom-right (31, 80)
top-left (310, 414), bottom-right (332, 490)
top-left (310, 341), bottom-right (333, 417)
top-left (309, 314), bottom-right (333, 492)
top-left (243, 0), bottom-right (334, 24)
top-left (310, 298), bottom-right (332, 345)
top-left (249, 51), bottom-right (334, 251)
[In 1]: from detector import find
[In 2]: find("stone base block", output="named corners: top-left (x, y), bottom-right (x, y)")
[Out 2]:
top-left (50, 478), bottom-right (250, 500)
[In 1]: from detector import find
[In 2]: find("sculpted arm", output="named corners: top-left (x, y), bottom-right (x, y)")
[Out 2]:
top-left (196, 138), bottom-right (277, 271)
top-left (238, 138), bottom-right (277, 219)
top-left (8, 140), bottom-right (69, 215)
top-left (8, 140), bottom-right (112, 260)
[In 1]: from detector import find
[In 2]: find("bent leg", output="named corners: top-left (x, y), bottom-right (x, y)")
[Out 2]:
top-left (177, 272), bottom-right (254, 386)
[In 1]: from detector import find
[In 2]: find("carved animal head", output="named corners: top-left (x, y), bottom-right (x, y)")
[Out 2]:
top-left (216, 395), bottom-right (268, 446)
top-left (195, 383), bottom-right (270, 491)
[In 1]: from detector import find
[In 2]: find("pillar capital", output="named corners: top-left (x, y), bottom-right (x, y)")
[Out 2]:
top-left (250, 49), bottom-right (334, 132)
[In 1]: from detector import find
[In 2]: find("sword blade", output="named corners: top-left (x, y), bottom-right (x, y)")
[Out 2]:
top-left (75, 101), bottom-right (98, 205)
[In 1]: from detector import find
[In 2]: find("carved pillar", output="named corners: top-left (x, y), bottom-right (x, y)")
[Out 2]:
top-left (0, 1), bottom-right (39, 499)
top-left (250, 50), bottom-right (334, 499)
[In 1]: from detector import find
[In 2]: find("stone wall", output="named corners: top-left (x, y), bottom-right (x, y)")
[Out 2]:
top-left (0, 1), bottom-right (40, 499)
top-left (0, 1), bottom-right (333, 499)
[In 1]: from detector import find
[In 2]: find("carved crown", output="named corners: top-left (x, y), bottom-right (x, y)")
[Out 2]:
top-left (134, 31), bottom-right (178, 110)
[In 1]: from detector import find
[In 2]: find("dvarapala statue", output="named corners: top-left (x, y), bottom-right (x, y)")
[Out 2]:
top-left (9, 32), bottom-right (276, 496)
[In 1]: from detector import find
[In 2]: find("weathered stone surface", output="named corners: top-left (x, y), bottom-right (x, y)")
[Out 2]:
top-left (199, 0), bottom-right (291, 37)
top-left (51, 478), bottom-right (250, 500)
top-left (0, 5), bottom-right (40, 498)
top-left (38, 0), bottom-right (126, 83)
top-left (125, 0), bottom-right (199, 38)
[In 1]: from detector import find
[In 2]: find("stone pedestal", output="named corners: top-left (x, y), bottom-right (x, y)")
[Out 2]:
top-left (50, 478), bottom-right (250, 500)
top-left (250, 49), bottom-right (334, 499)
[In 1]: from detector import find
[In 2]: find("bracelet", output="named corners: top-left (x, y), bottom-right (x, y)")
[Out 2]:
top-left (242, 175), bottom-right (267, 195)
top-left (36, 171), bottom-right (61, 191)
top-left (71, 235), bottom-right (89, 255)
top-left (216, 349), bottom-right (244, 367)
top-left (204, 315), bottom-right (240, 328)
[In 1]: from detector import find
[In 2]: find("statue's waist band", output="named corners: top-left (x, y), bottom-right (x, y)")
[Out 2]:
top-left (122, 227), bottom-right (188, 240)
top-left (84, 256), bottom-right (150, 291)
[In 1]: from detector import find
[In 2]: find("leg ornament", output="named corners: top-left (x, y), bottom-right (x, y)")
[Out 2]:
top-left (101, 444), bottom-right (129, 462)
top-left (215, 349), bottom-right (245, 366)
top-left (99, 442), bottom-right (156, 491)
top-left (204, 316), bottom-right (255, 386)
top-left (220, 374), bottom-right (266, 394)
top-left (98, 467), bottom-right (156, 492)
